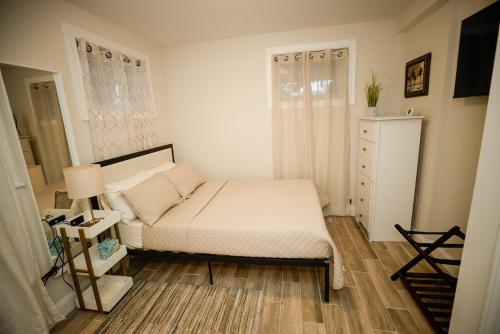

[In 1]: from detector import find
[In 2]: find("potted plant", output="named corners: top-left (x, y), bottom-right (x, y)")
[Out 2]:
top-left (365, 71), bottom-right (382, 116)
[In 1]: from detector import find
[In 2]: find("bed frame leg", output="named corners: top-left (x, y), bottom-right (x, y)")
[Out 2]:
top-left (324, 260), bottom-right (330, 303)
top-left (208, 261), bottom-right (213, 285)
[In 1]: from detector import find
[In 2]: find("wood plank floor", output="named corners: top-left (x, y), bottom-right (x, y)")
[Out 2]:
top-left (51, 216), bottom-right (435, 334)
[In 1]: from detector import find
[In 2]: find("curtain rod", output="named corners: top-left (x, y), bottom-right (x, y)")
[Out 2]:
top-left (273, 48), bottom-right (347, 62)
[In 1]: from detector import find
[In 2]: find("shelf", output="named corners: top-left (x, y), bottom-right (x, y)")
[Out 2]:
top-left (55, 210), bottom-right (121, 239)
top-left (73, 244), bottom-right (127, 277)
top-left (75, 275), bottom-right (133, 312)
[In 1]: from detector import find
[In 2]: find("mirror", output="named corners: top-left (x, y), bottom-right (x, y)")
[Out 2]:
top-left (0, 63), bottom-right (85, 263)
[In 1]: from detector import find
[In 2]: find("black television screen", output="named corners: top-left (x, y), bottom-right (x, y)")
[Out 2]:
top-left (454, 1), bottom-right (500, 98)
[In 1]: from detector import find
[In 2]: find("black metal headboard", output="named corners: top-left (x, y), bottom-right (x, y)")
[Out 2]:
top-left (95, 144), bottom-right (175, 167)
top-left (90, 144), bottom-right (175, 209)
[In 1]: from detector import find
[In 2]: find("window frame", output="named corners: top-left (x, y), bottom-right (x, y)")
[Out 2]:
top-left (265, 39), bottom-right (357, 109)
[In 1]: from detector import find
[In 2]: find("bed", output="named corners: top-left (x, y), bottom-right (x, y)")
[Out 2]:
top-left (91, 145), bottom-right (344, 301)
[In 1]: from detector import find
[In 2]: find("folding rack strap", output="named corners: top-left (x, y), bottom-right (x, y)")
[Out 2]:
top-left (391, 224), bottom-right (462, 285)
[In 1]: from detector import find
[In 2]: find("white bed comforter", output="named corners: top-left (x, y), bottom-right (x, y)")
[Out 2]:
top-left (142, 179), bottom-right (344, 289)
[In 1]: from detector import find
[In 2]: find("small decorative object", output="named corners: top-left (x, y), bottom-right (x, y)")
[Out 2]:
top-left (406, 107), bottom-right (415, 116)
top-left (365, 71), bottom-right (382, 116)
top-left (405, 53), bottom-right (431, 98)
top-left (97, 238), bottom-right (120, 260)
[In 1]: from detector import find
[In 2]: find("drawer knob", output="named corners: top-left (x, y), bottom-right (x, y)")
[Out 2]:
top-left (361, 182), bottom-right (365, 186)
top-left (363, 129), bottom-right (367, 133)
top-left (363, 147), bottom-right (366, 151)
top-left (362, 165), bottom-right (366, 168)
top-left (360, 198), bottom-right (364, 202)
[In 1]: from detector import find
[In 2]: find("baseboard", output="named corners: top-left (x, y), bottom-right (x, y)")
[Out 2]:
top-left (412, 234), bottom-right (460, 277)
top-left (56, 291), bottom-right (76, 316)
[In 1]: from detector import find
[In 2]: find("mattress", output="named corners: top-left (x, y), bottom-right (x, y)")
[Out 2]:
top-left (141, 179), bottom-right (344, 289)
top-left (118, 219), bottom-right (143, 249)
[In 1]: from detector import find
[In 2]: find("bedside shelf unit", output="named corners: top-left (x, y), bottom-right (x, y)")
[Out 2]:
top-left (76, 275), bottom-right (133, 312)
top-left (56, 210), bottom-right (131, 312)
top-left (72, 244), bottom-right (128, 277)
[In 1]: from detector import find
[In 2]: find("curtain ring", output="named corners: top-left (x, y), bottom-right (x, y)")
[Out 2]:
top-left (75, 39), bottom-right (79, 47)
top-left (274, 56), bottom-right (278, 62)
top-left (123, 56), bottom-right (131, 63)
top-left (308, 53), bottom-right (314, 60)
top-left (337, 51), bottom-right (343, 57)
top-left (320, 52), bottom-right (325, 58)
top-left (284, 55), bottom-right (289, 61)
top-left (105, 51), bottom-right (112, 59)
top-left (295, 54), bottom-right (300, 61)
top-left (85, 43), bottom-right (92, 53)
top-left (135, 60), bottom-right (141, 67)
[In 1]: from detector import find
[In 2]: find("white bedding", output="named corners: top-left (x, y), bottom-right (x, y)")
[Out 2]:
top-left (141, 179), bottom-right (344, 289)
top-left (118, 219), bottom-right (143, 249)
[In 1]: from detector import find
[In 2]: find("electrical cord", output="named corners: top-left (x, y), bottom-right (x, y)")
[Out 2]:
top-left (41, 220), bottom-right (74, 290)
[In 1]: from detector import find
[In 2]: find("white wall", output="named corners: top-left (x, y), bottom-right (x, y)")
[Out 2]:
top-left (401, 0), bottom-right (493, 234)
top-left (0, 0), bottom-right (171, 164)
top-left (162, 19), bottom-right (404, 203)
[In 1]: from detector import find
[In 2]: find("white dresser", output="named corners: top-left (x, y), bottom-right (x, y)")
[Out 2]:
top-left (355, 116), bottom-right (423, 241)
top-left (19, 136), bottom-right (35, 165)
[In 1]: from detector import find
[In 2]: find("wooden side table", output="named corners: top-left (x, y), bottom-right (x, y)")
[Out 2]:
top-left (56, 210), bottom-right (133, 312)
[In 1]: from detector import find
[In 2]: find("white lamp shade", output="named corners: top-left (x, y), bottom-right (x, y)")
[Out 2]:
top-left (63, 164), bottom-right (105, 199)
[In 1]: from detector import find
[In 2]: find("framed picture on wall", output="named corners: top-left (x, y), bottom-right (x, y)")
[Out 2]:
top-left (405, 53), bottom-right (431, 98)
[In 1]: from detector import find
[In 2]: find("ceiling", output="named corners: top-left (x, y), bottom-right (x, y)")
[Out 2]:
top-left (67, 0), bottom-right (412, 47)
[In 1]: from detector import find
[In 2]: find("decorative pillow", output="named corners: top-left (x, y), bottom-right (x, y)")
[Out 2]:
top-left (122, 173), bottom-right (180, 225)
top-left (103, 170), bottom-right (149, 223)
top-left (145, 161), bottom-right (176, 178)
top-left (163, 161), bottom-right (205, 198)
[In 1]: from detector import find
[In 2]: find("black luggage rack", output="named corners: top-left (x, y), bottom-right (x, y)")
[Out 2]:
top-left (391, 224), bottom-right (465, 334)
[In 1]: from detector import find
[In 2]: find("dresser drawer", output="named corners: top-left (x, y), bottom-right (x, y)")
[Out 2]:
top-left (359, 120), bottom-right (376, 143)
top-left (357, 173), bottom-right (372, 210)
top-left (358, 156), bottom-right (373, 180)
top-left (23, 150), bottom-right (35, 165)
top-left (358, 139), bottom-right (374, 161)
top-left (356, 205), bottom-right (370, 232)
top-left (19, 137), bottom-right (31, 152)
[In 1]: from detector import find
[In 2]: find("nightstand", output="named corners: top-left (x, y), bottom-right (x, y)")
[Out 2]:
top-left (55, 210), bottom-right (133, 312)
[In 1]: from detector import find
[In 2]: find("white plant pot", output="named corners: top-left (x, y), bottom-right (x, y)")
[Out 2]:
top-left (366, 106), bottom-right (378, 116)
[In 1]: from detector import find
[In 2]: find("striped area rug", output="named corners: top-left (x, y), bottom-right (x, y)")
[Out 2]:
top-left (97, 281), bottom-right (265, 333)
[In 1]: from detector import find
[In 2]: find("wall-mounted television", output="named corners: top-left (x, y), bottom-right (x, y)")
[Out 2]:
top-left (453, 1), bottom-right (500, 98)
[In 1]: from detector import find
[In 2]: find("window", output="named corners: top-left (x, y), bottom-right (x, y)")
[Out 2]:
top-left (265, 39), bottom-right (357, 109)
top-left (63, 24), bottom-right (158, 160)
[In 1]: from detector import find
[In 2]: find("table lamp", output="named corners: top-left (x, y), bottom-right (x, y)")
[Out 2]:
top-left (63, 164), bottom-right (105, 226)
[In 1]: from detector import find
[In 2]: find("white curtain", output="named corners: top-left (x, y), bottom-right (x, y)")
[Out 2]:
top-left (272, 49), bottom-right (350, 215)
top-left (29, 81), bottom-right (71, 183)
top-left (77, 38), bottom-right (158, 161)
top-left (0, 89), bottom-right (64, 332)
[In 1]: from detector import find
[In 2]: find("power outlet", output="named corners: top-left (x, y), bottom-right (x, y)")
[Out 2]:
top-left (44, 214), bottom-right (66, 226)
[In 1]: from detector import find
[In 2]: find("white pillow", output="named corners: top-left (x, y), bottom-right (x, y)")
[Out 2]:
top-left (104, 170), bottom-right (149, 192)
top-left (104, 170), bottom-right (149, 223)
top-left (145, 161), bottom-right (176, 178)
